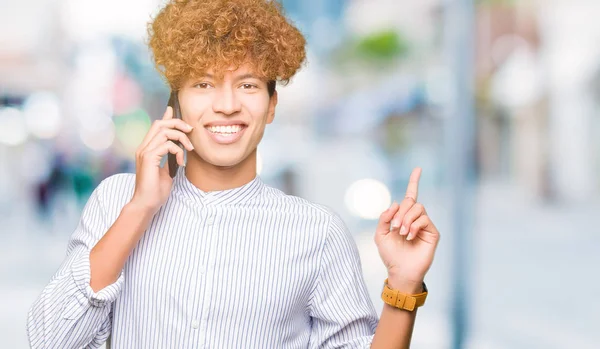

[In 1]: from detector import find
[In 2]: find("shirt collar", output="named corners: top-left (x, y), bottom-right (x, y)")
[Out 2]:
top-left (172, 166), bottom-right (265, 206)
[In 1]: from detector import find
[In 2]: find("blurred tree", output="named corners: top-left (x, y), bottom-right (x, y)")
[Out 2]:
top-left (332, 29), bottom-right (410, 70)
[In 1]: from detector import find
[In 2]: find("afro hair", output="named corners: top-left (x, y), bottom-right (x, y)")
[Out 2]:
top-left (147, 0), bottom-right (307, 90)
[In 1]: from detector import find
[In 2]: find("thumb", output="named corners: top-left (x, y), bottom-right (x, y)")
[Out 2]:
top-left (375, 202), bottom-right (399, 238)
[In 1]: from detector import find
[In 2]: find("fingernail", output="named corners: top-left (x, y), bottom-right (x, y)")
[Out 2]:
top-left (399, 226), bottom-right (407, 235)
top-left (406, 233), bottom-right (413, 241)
top-left (391, 220), bottom-right (400, 229)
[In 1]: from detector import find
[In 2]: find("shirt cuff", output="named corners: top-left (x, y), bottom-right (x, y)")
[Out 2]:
top-left (71, 250), bottom-right (124, 308)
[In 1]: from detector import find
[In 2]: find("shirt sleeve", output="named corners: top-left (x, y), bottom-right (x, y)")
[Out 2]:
top-left (308, 212), bottom-right (379, 348)
top-left (27, 179), bottom-right (125, 349)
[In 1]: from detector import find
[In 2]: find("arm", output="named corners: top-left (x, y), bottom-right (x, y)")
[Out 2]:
top-left (26, 181), bottom-right (153, 349)
top-left (89, 201), bottom-right (153, 291)
top-left (370, 280), bottom-right (422, 349)
top-left (371, 167), bottom-right (441, 349)
top-left (27, 106), bottom-right (193, 348)
top-left (307, 212), bottom-right (379, 348)
top-left (89, 103), bottom-right (194, 291)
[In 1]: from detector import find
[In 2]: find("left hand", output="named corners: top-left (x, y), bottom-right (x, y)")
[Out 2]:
top-left (374, 167), bottom-right (440, 292)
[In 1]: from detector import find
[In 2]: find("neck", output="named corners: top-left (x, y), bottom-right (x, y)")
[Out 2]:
top-left (184, 150), bottom-right (257, 192)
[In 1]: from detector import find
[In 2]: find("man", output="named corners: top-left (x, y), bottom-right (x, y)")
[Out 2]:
top-left (27, 0), bottom-right (440, 348)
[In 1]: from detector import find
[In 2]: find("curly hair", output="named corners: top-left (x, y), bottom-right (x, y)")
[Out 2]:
top-left (147, 0), bottom-right (307, 91)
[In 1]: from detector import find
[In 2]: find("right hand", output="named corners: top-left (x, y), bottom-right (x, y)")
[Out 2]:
top-left (130, 106), bottom-right (195, 215)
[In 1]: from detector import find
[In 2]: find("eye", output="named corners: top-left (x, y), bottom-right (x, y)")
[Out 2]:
top-left (240, 83), bottom-right (257, 90)
top-left (193, 82), bottom-right (212, 89)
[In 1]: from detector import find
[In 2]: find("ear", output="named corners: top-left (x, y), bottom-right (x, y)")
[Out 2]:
top-left (266, 90), bottom-right (278, 124)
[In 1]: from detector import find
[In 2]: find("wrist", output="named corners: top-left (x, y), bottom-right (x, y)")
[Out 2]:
top-left (124, 200), bottom-right (156, 222)
top-left (386, 274), bottom-right (424, 294)
top-left (381, 277), bottom-right (428, 312)
top-left (127, 196), bottom-right (158, 215)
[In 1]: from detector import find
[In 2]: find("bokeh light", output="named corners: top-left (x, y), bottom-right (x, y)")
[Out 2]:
top-left (0, 107), bottom-right (28, 146)
top-left (114, 108), bottom-right (152, 157)
top-left (22, 92), bottom-right (63, 139)
top-left (344, 178), bottom-right (392, 220)
top-left (79, 120), bottom-right (116, 151)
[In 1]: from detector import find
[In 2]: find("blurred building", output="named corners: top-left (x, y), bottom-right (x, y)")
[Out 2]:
top-left (475, 0), bottom-right (600, 203)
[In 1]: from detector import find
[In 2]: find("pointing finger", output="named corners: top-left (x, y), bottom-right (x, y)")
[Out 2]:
top-left (405, 167), bottom-right (422, 202)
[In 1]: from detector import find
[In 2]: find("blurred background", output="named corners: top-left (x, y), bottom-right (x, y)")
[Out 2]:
top-left (1, 0), bottom-right (599, 348)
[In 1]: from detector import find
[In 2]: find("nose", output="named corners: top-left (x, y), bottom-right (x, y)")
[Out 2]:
top-left (212, 87), bottom-right (241, 116)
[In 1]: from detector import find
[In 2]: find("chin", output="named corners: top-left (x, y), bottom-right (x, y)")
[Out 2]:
top-left (200, 150), bottom-right (251, 168)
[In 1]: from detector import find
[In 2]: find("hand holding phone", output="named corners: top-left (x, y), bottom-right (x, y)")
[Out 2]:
top-left (130, 91), bottom-right (194, 215)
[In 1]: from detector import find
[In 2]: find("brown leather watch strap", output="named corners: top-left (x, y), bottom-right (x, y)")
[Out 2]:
top-left (381, 278), bottom-right (428, 311)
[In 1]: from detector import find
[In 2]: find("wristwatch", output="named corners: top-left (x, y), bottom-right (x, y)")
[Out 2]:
top-left (381, 278), bottom-right (428, 311)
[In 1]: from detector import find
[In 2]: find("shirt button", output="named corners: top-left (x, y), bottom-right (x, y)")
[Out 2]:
top-left (192, 320), bottom-right (199, 329)
top-left (199, 266), bottom-right (205, 274)
top-left (206, 216), bottom-right (214, 225)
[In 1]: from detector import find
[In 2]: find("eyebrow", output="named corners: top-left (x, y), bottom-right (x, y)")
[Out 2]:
top-left (234, 73), bottom-right (261, 81)
top-left (198, 73), bottom-right (261, 81)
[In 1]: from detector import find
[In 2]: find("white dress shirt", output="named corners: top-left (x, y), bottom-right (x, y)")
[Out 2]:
top-left (27, 166), bottom-right (378, 348)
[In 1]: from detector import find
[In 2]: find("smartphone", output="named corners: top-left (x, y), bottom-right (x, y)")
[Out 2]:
top-left (167, 91), bottom-right (183, 178)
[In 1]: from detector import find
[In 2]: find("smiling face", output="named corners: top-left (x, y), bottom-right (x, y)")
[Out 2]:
top-left (177, 63), bottom-right (278, 170)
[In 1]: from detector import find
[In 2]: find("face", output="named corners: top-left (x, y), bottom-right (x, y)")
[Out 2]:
top-left (177, 63), bottom-right (277, 169)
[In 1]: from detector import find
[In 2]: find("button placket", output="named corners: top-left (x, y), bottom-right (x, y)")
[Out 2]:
top-left (189, 209), bottom-right (208, 345)
top-left (200, 207), bottom-right (214, 277)
top-left (195, 205), bottom-right (217, 347)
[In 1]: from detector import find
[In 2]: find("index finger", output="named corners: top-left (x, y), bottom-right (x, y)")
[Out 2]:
top-left (405, 167), bottom-right (422, 201)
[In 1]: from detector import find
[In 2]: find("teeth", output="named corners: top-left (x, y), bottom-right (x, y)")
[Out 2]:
top-left (207, 125), bottom-right (244, 134)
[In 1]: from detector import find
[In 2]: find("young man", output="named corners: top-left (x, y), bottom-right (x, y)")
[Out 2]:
top-left (27, 0), bottom-right (440, 348)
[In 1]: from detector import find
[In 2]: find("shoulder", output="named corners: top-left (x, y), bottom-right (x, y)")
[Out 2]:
top-left (261, 186), bottom-right (351, 238)
top-left (262, 186), bottom-right (340, 221)
top-left (263, 191), bottom-right (365, 275)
